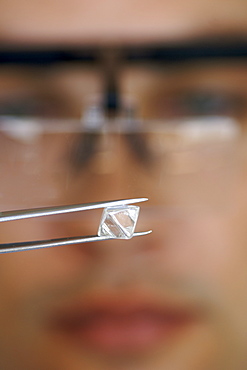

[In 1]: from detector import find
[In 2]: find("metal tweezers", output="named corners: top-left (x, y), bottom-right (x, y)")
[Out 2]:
top-left (0, 198), bottom-right (151, 253)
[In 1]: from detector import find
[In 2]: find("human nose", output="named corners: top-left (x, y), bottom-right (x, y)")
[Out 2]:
top-left (72, 232), bottom-right (159, 289)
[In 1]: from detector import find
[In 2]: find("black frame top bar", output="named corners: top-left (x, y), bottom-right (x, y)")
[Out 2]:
top-left (0, 42), bottom-right (247, 65)
top-left (0, 49), bottom-right (97, 65)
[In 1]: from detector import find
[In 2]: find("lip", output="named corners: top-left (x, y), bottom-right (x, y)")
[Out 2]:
top-left (47, 293), bottom-right (200, 354)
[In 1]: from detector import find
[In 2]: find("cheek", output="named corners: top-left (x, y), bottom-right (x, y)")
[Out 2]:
top-left (147, 211), bottom-right (246, 284)
top-left (0, 243), bottom-right (94, 304)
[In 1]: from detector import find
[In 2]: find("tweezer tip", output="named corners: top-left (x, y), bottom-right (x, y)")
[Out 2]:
top-left (127, 197), bottom-right (148, 204)
top-left (133, 230), bottom-right (152, 237)
top-left (136, 197), bottom-right (148, 202)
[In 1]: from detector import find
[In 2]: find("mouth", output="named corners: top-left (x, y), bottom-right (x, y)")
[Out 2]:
top-left (47, 295), bottom-right (200, 354)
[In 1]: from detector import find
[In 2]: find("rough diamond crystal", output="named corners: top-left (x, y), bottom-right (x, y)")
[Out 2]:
top-left (98, 205), bottom-right (140, 239)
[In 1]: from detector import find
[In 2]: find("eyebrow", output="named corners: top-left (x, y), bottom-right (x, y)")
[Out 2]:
top-left (0, 41), bottom-right (247, 65)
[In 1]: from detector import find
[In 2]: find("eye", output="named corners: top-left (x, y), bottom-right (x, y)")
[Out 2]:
top-left (0, 94), bottom-right (75, 118)
top-left (0, 96), bottom-right (44, 117)
top-left (175, 90), bottom-right (245, 118)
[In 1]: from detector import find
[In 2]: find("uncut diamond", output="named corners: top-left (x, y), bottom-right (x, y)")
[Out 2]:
top-left (98, 205), bottom-right (140, 239)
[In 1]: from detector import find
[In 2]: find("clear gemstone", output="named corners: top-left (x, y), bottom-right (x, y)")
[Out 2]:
top-left (98, 205), bottom-right (140, 239)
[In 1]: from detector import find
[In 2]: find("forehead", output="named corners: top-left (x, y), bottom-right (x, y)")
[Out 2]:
top-left (0, 0), bottom-right (247, 46)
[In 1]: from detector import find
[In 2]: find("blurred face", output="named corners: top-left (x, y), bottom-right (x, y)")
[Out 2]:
top-left (0, 1), bottom-right (247, 370)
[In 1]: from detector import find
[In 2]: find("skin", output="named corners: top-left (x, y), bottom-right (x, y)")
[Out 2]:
top-left (0, 0), bottom-right (247, 369)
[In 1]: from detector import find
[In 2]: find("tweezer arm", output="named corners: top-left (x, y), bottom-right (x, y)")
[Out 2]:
top-left (0, 198), bottom-right (152, 253)
top-left (0, 235), bottom-right (112, 253)
top-left (0, 231), bottom-right (152, 253)
top-left (0, 198), bottom-right (148, 222)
